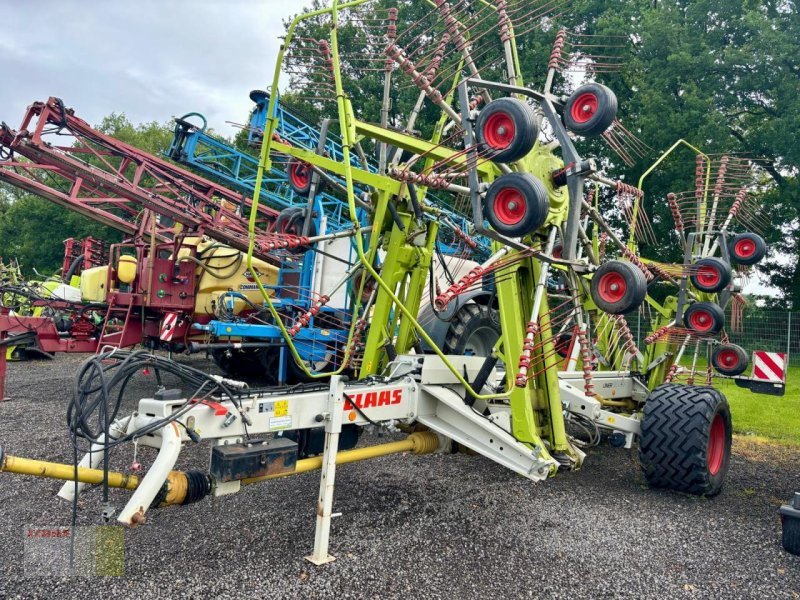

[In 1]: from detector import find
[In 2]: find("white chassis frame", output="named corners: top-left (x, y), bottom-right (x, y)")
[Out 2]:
top-left (63, 355), bottom-right (646, 562)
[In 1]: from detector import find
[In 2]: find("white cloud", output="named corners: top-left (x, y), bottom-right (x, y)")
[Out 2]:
top-left (0, 0), bottom-right (318, 137)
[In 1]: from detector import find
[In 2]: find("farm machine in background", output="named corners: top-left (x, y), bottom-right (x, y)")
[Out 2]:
top-left (0, 97), bottom-right (284, 397)
top-left (167, 87), bottom-right (502, 372)
top-left (0, 0), bottom-right (787, 564)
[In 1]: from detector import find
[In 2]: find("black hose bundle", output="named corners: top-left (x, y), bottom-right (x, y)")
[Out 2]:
top-left (68, 348), bottom-right (242, 449)
top-left (67, 349), bottom-right (247, 517)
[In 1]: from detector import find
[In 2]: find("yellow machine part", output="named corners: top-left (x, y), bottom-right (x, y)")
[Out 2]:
top-left (76, 238), bottom-right (278, 316)
top-left (117, 255), bottom-right (137, 284)
top-left (80, 265), bottom-right (109, 303)
top-left (185, 238), bottom-right (278, 317)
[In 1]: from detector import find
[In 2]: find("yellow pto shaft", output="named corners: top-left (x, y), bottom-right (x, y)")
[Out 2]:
top-left (0, 431), bottom-right (440, 500)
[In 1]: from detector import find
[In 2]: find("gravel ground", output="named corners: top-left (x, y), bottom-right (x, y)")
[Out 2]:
top-left (0, 353), bottom-right (798, 599)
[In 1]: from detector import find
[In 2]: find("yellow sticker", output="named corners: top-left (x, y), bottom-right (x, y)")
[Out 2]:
top-left (274, 400), bottom-right (289, 417)
top-left (607, 416), bottom-right (616, 424)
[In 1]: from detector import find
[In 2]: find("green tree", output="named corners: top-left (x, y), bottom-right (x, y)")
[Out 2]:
top-left (280, 0), bottom-right (799, 305)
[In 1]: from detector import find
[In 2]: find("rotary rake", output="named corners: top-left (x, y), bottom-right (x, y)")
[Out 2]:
top-left (0, 0), bottom-right (784, 564)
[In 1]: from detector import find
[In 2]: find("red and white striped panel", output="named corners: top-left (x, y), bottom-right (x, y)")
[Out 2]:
top-left (159, 312), bottom-right (179, 342)
top-left (752, 351), bottom-right (787, 383)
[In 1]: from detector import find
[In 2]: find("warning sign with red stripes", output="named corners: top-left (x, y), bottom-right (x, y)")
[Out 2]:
top-left (159, 313), bottom-right (179, 342)
top-left (752, 351), bottom-right (787, 383)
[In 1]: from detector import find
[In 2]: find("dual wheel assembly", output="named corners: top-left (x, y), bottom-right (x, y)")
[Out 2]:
top-left (475, 98), bottom-right (549, 238)
top-left (474, 85), bottom-right (618, 240)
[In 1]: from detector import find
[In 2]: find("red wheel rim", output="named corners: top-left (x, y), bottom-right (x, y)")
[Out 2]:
top-left (570, 92), bottom-right (598, 124)
top-left (716, 348), bottom-right (740, 369)
top-left (707, 414), bottom-right (725, 475)
top-left (734, 238), bottom-right (755, 259)
top-left (597, 271), bottom-right (627, 303)
top-left (493, 187), bottom-right (526, 225)
top-left (696, 264), bottom-right (721, 288)
top-left (483, 112), bottom-right (516, 149)
top-left (688, 308), bottom-right (715, 332)
top-left (290, 162), bottom-right (310, 188)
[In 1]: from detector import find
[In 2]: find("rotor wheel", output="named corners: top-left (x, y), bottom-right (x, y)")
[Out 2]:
top-left (683, 302), bottom-right (725, 334)
top-left (590, 260), bottom-right (647, 315)
top-left (729, 232), bottom-right (766, 266)
top-left (563, 83), bottom-right (618, 137)
top-left (483, 172), bottom-right (550, 238)
top-left (690, 257), bottom-right (732, 293)
top-left (711, 343), bottom-right (749, 376)
top-left (475, 98), bottom-right (538, 163)
top-left (639, 383), bottom-right (732, 496)
top-left (443, 303), bottom-right (501, 358)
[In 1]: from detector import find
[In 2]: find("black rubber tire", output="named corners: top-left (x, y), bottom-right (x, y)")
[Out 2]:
top-left (484, 172), bottom-right (550, 238)
top-left (274, 207), bottom-right (304, 234)
top-left (711, 343), bottom-right (749, 376)
top-left (563, 83), bottom-right (618, 137)
top-left (211, 347), bottom-right (274, 382)
top-left (287, 210), bottom-right (317, 238)
top-left (782, 512), bottom-right (800, 555)
top-left (683, 302), bottom-right (725, 334)
top-left (640, 383), bottom-right (732, 496)
top-left (729, 232), bottom-right (766, 266)
top-left (443, 303), bottom-right (501, 357)
top-left (690, 257), bottom-right (732, 293)
top-left (475, 98), bottom-right (538, 163)
top-left (274, 207), bottom-right (316, 241)
top-left (555, 332), bottom-right (574, 358)
top-left (287, 158), bottom-right (314, 196)
top-left (590, 260), bottom-right (647, 314)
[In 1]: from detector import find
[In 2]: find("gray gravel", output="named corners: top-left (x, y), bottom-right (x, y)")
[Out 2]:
top-left (0, 353), bottom-right (798, 599)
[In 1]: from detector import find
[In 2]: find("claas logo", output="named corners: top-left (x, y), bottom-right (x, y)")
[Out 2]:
top-left (344, 389), bottom-right (403, 410)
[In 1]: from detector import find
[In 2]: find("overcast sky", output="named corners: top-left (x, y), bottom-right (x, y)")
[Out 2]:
top-left (1, 1), bottom-right (316, 137)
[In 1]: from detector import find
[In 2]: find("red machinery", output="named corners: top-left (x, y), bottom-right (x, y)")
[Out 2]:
top-left (0, 97), bottom-right (280, 255)
top-left (0, 98), bottom-right (292, 398)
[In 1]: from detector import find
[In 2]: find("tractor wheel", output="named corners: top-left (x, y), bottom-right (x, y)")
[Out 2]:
top-left (639, 383), bottom-right (732, 496)
top-left (690, 257), bottom-right (732, 293)
top-left (683, 302), bottom-right (725, 334)
top-left (729, 232), bottom-right (766, 266)
top-left (563, 83), bottom-right (618, 137)
top-left (711, 343), bottom-right (749, 376)
top-left (590, 260), bottom-right (647, 315)
top-left (484, 172), bottom-right (550, 238)
top-left (443, 303), bottom-right (501, 357)
top-left (287, 158), bottom-right (314, 196)
top-left (211, 347), bottom-right (272, 381)
top-left (475, 98), bottom-right (538, 163)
